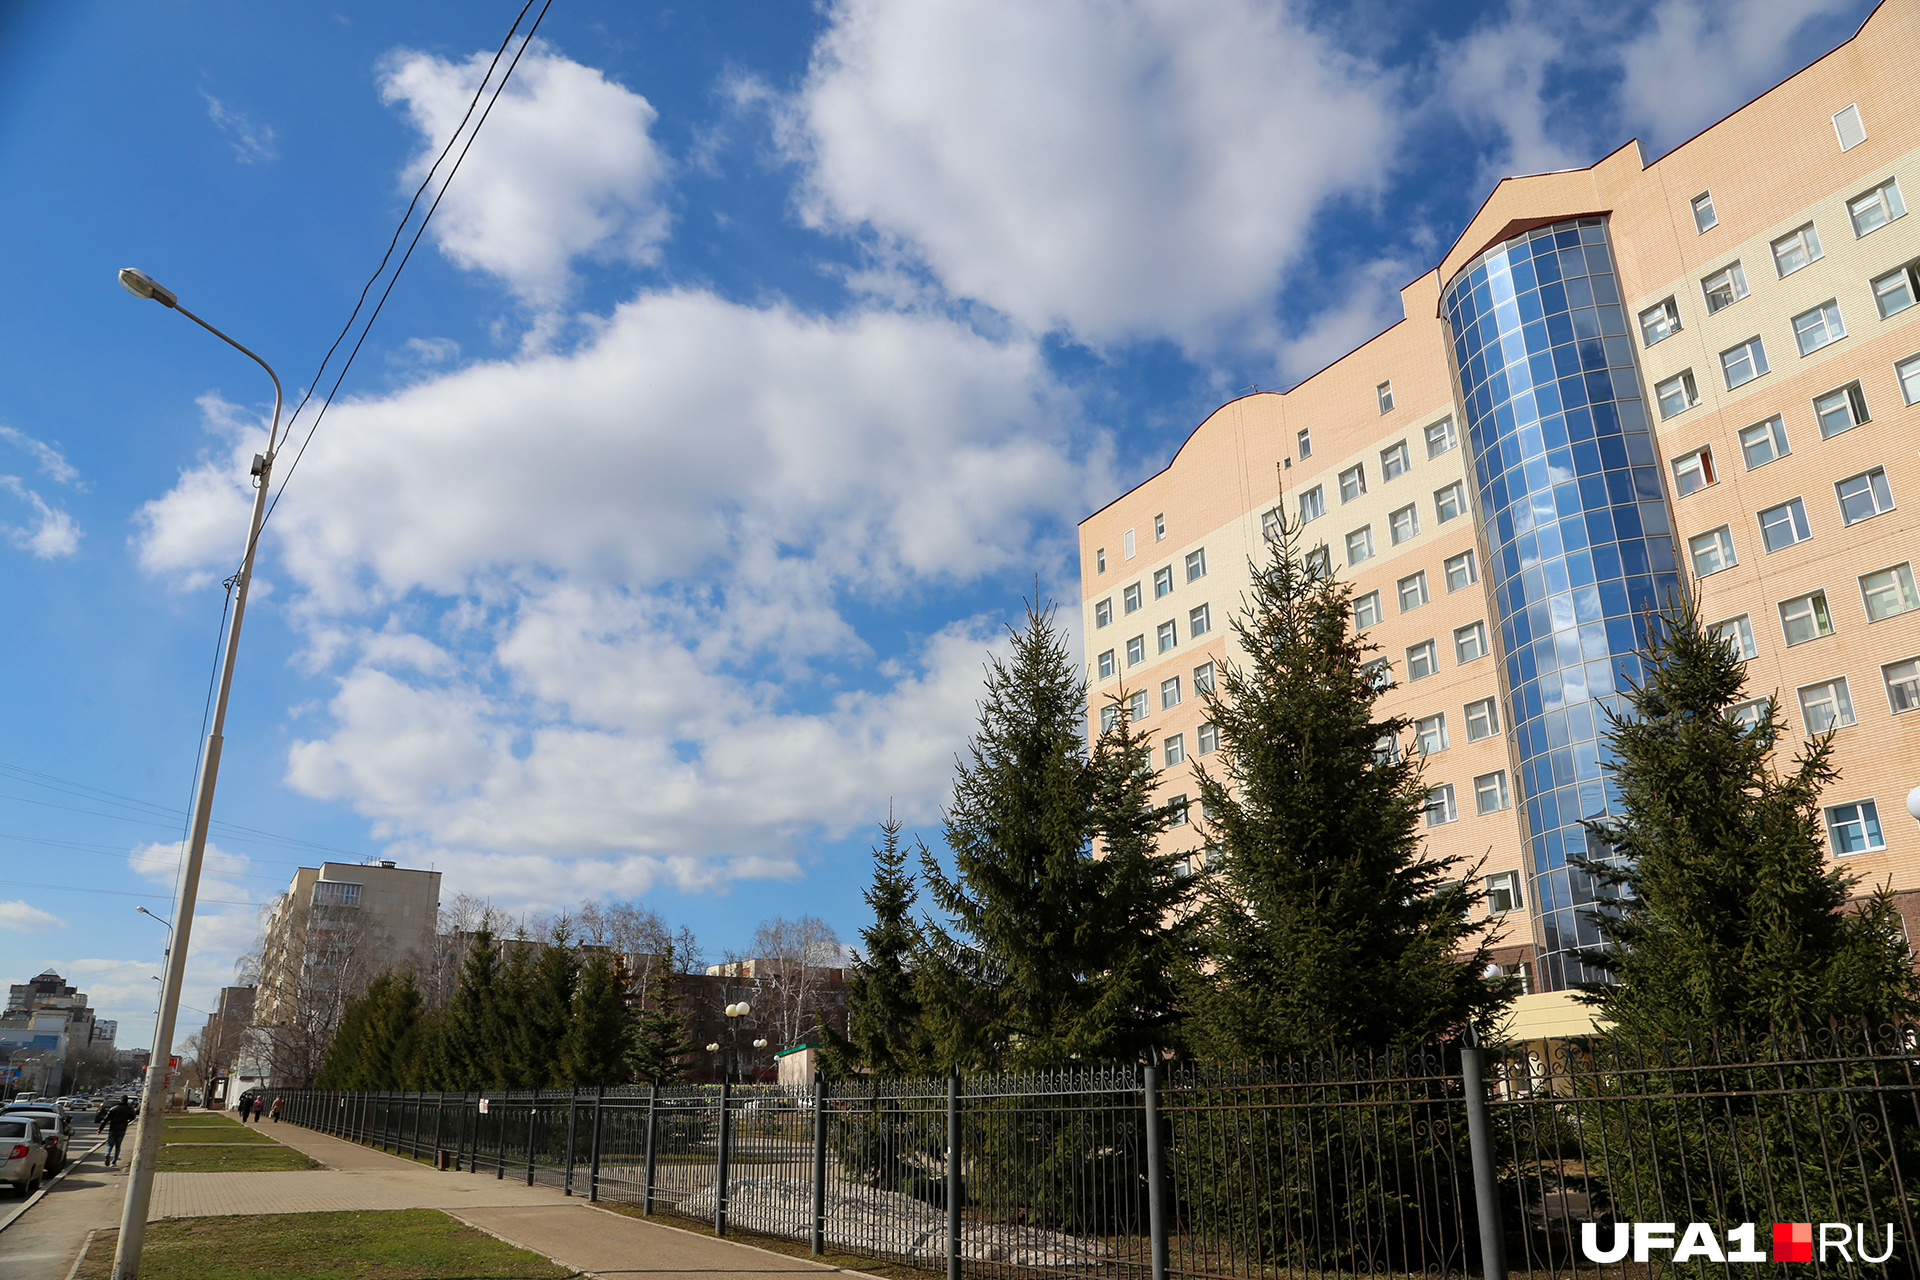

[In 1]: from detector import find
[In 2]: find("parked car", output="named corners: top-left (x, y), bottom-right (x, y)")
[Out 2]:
top-left (1, 1117), bottom-right (49, 1195)
top-left (0, 1106), bottom-right (70, 1173)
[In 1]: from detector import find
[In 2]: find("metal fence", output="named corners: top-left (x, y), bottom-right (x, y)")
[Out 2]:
top-left (275, 1022), bottom-right (1920, 1280)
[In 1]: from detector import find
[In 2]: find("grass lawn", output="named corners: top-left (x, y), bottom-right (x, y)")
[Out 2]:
top-left (155, 1143), bottom-right (322, 1172)
top-left (77, 1211), bottom-right (577, 1280)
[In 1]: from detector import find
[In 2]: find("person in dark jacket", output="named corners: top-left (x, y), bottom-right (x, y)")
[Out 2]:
top-left (104, 1098), bottom-right (136, 1166)
top-left (252, 1096), bottom-right (266, 1123)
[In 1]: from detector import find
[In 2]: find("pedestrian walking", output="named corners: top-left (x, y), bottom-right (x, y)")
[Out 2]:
top-left (240, 1096), bottom-right (255, 1123)
top-left (104, 1097), bottom-right (135, 1166)
top-left (253, 1096), bottom-right (266, 1123)
top-left (269, 1097), bottom-right (283, 1123)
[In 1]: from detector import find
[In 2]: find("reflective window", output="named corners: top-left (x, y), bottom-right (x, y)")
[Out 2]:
top-left (1345, 526), bottom-right (1374, 565)
top-left (1771, 224), bottom-right (1823, 277)
top-left (1721, 336), bottom-right (1769, 388)
top-left (1424, 418), bottom-right (1457, 458)
top-left (1465, 697), bottom-right (1499, 741)
top-left (1827, 800), bottom-right (1885, 853)
top-left (1691, 191), bottom-right (1718, 233)
top-left (1799, 678), bottom-right (1855, 731)
top-left (1759, 498), bottom-right (1811, 552)
top-left (1154, 566), bottom-right (1173, 598)
top-left (1861, 563), bottom-right (1920, 622)
top-left (1340, 464), bottom-right (1367, 503)
top-left (1836, 467), bottom-right (1894, 524)
top-left (1884, 659), bottom-right (1920, 714)
top-left (1849, 179), bottom-right (1906, 237)
top-left (1739, 416), bottom-right (1789, 468)
top-left (1407, 639), bottom-right (1439, 681)
top-left (1815, 381), bottom-right (1870, 436)
top-left (1711, 614), bottom-right (1756, 660)
top-left (1690, 526), bottom-right (1737, 576)
top-left (1398, 571), bottom-right (1429, 611)
top-left (1702, 262), bottom-right (1748, 313)
top-left (1640, 298), bottom-right (1681, 346)
top-left (1353, 590), bottom-right (1382, 629)
top-left (1299, 486), bottom-right (1325, 523)
top-left (1671, 448), bottom-right (1715, 496)
top-left (1435, 482), bottom-right (1466, 523)
top-left (1380, 441), bottom-right (1410, 480)
top-left (1444, 550), bottom-right (1477, 592)
top-left (1792, 300), bottom-right (1846, 356)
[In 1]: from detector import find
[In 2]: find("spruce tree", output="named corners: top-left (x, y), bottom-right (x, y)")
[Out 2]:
top-left (823, 813), bottom-right (933, 1077)
top-left (559, 949), bottom-right (632, 1086)
top-left (433, 929), bottom-right (501, 1090)
top-left (515, 925), bottom-right (581, 1087)
top-left (1574, 590), bottom-right (1919, 1038)
top-left (628, 941), bottom-right (693, 1083)
top-left (317, 971), bottom-right (426, 1088)
top-left (1189, 521), bottom-right (1511, 1059)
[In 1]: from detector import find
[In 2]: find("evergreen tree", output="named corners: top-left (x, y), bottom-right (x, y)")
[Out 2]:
top-left (432, 929), bottom-right (502, 1090)
top-left (558, 949), bottom-right (632, 1086)
top-left (1189, 521), bottom-right (1511, 1059)
top-left (823, 813), bottom-right (933, 1077)
top-left (1574, 590), bottom-right (1919, 1038)
top-left (628, 941), bottom-right (693, 1083)
top-left (316, 971), bottom-right (426, 1088)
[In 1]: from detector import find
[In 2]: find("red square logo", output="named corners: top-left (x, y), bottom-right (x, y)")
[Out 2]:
top-left (1773, 1223), bottom-right (1813, 1262)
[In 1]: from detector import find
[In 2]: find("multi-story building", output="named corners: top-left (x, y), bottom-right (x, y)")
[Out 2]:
top-left (1079, 2), bottom-right (1920, 1040)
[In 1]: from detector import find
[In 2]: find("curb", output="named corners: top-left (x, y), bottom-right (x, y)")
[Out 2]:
top-left (577, 1201), bottom-right (900, 1280)
top-left (0, 1137), bottom-right (107, 1235)
top-left (65, 1227), bottom-right (98, 1280)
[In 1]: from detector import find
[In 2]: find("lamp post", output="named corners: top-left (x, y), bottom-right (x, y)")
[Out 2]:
top-left (1906, 785), bottom-right (1920, 826)
top-left (112, 268), bottom-right (281, 1280)
top-left (723, 1001), bottom-right (752, 1083)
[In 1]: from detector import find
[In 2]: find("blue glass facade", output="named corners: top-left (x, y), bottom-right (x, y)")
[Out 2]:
top-left (1440, 217), bottom-right (1684, 990)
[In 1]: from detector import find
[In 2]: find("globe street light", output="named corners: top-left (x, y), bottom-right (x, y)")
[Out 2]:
top-left (113, 268), bottom-right (282, 1280)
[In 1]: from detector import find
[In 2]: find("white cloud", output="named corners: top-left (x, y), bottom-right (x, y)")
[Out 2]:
top-left (1, 475), bottom-right (80, 558)
top-left (0, 425), bottom-right (81, 486)
top-left (131, 394), bottom-right (266, 589)
top-left (202, 91), bottom-right (279, 163)
top-left (1434, 4), bottom-right (1598, 185)
top-left (0, 901), bottom-right (66, 933)
top-left (781, 0), bottom-right (1398, 353)
top-left (380, 41), bottom-right (672, 308)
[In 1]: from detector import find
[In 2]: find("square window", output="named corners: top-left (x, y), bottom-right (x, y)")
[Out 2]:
top-left (1424, 418), bottom-right (1458, 458)
top-left (1100, 704), bottom-right (1119, 733)
top-left (1730, 699), bottom-right (1768, 731)
top-left (1340, 464), bottom-right (1367, 503)
top-left (1702, 262), bottom-right (1749, 313)
top-left (1389, 503), bottom-right (1420, 544)
top-left (1671, 447), bottom-right (1715, 496)
top-left (1198, 721), bottom-right (1219, 754)
top-left (1380, 441), bottom-right (1411, 481)
top-left (1872, 263), bottom-right (1918, 318)
top-left (1861, 563), bottom-right (1920, 622)
top-left (1398, 571), bottom-right (1430, 611)
top-left (1407, 639), bottom-right (1439, 681)
top-left (1128, 689), bottom-right (1150, 722)
top-left (1124, 528), bottom-right (1136, 560)
top-left (1157, 620), bottom-right (1177, 653)
top-left (1304, 546), bottom-right (1331, 578)
top-left (1362, 659), bottom-right (1392, 691)
top-left (1848, 179), bottom-right (1906, 237)
top-left (1792, 299), bottom-right (1846, 356)
top-left (1465, 697), bottom-right (1500, 741)
top-left (1097, 649), bottom-right (1116, 678)
top-left (1691, 191), bottom-right (1718, 234)
top-left (1759, 498), bottom-right (1812, 552)
top-left (1377, 381), bottom-right (1395, 414)
top-left (1188, 603), bottom-right (1211, 636)
top-left (1711, 614), bottom-right (1757, 660)
top-left (1454, 620), bottom-right (1489, 664)
top-left (1640, 298), bottom-right (1682, 346)
top-left (1475, 772), bottom-right (1511, 816)
top-left (1434, 482), bottom-right (1467, 523)
top-left (1897, 356), bottom-right (1920, 406)
top-left (1884, 658), bottom-right (1920, 714)
top-left (1444, 550), bottom-right (1478, 592)
top-left (1414, 714), bottom-right (1448, 756)
top-left (1780, 591), bottom-right (1833, 646)
top-left (1154, 566), bottom-right (1174, 598)
top-left (1374, 733), bottom-right (1401, 765)
top-left (1814, 381), bottom-right (1870, 436)
top-left (1153, 513), bottom-right (1166, 542)
top-left (1261, 508), bottom-right (1283, 541)
top-left (1739, 415), bottom-right (1790, 468)
top-left (1299, 486), bottom-right (1325, 523)
top-left (1161, 676), bottom-right (1182, 710)
top-left (1166, 793), bottom-right (1190, 826)
top-left (1296, 428), bottom-right (1313, 459)
top-left (1193, 660), bottom-right (1215, 693)
top-left (1721, 336), bottom-right (1770, 389)
top-left (1095, 548), bottom-right (1106, 574)
top-left (1345, 526), bottom-right (1374, 566)
top-left (1825, 800), bottom-right (1885, 854)
top-left (1164, 734), bottom-right (1185, 767)
top-left (1689, 526), bottom-right (1738, 576)
top-left (1657, 370), bottom-right (1699, 418)
top-left (1771, 223), bottom-right (1824, 277)
top-left (1485, 868), bottom-right (1522, 912)
top-left (1185, 548), bottom-right (1207, 581)
top-left (1353, 590), bottom-right (1383, 630)
top-left (1426, 783), bottom-right (1458, 826)
top-left (1126, 635), bottom-right (1145, 666)
top-left (1798, 677), bottom-right (1855, 731)
top-left (1836, 467), bottom-right (1896, 525)
top-left (1095, 599), bottom-right (1113, 628)
top-left (1123, 583), bottom-right (1142, 613)
top-left (1834, 104), bottom-right (1867, 151)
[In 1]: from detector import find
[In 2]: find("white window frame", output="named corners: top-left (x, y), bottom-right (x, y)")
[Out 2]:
top-left (1758, 497), bottom-right (1811, 553)
top-left (1780, 591), bottom-right (1834, 647)
top-left (1157, 620), bottom-right (1177, 653)
top-left (1465, 697), bottom-right (1499, 742)
top-left (1424, 418), bottom-right (1457, 458)
top-left (1730, 699), bottom-right (1768, 731)
top-left (1100, 704), bottom-right (1119, 733)
top-left (1691, 191), bottom-right (1718, 234)
top-left (1484, 868), bottom-right (1522, 912)
top-left (1126, 635), bottom-right (1145, 666)
top-left (1346, 526), bottom-right (1374, 566)
top-left (1193, 661), bottom-right (1215, 694)
top-left (1848, 178), bottom-right (1906, 237)
top-left (1836, 467), bottom-right (1895, 526)
top-left (1398, 571), bottom-right (1430, 612)
top-left (1825, 799), bottom-right (1885, 854)
top-left (1161, 676), bottom-right (1182, 710)
top-left (1797, 677), bottom-right (1855, 732)
top-left (1185, 548), bottom-right (1207, 582)
top-left (1884, 657), bottom-right (1920, 714)
top-left (1711, 614), bottom-right (1757, 660)
top-left (1833, 104), bottom-right (1867, 151)
top-left (1444, 550), bottom-right (1478, 592)
top-left (1901, 354), bottom-right (1920, 407)
top-left (1771, 223), bottom-right (1823, 277)
top-left (1188, 603), bottom-right (1211, 636)
top-left (1671, 447), bottom-right (1715, 496)
top-left (1353, 590), bottom-right (1382, 630)
top-left (1414, 713), bottom-right (1448, 757)
top-left (1095, 548), bottom-right (1106, 574)
top-left (1689, 526), bottom-right (1737, 576)
top-left (1197, 722), bottom-right (1219, 754)
top-left (1389, 503), bottom-right (1420, 545)
top-left (1097, 649), bottom-right (1116, 679)
top-left (1166, 794), bottom-right (1190, 826)
top-left (1380, 440), bottom-right (1410, 481)
top-left (1814, 381), bottom-right (1870, 437)
top-left (1377, 381), bottom-right (1395, 414)
top-left (1261, 508), bottom-right (1283, 541)
top-left (1434, 481), bottom-right (1466, 523)
top-left (1425, 784), bottom-right (1458, 826)
top-left (1123, 583), bottom-right (1142, 614)
top-left (1124, 528), bottom-right (1136, 560)
top-left (1738, 415), bottom-right (1789, 469)
top-left (1702, 261), bottom-right (1749, 313)
top-left (1656, 369), bottom-right (1699, 419)
top-left (1871, 262), bottom-right (1918, 319)
top-left (1454, 620), bottom-right (1490, 664)
top-left (1095, 599), bottom-right (1113, 628)
top-left (1153, 566), bottom-right (1174, 599)
top-left (1339, 464), bottom-right (1367, 503)
top-left (1861, 563), bottom-right (1920, 623)
top-left (1164, 734), bottom-right (1185, 768)
top-left (1791, 299), bottom-right (1846, 356)
top-left (1299, 485), bottom-right (1325, 523)
top-left (1475, 771), bottom-right (1511, 815)
top-left (1639, 297), bottom-right (1681, 346)
top-left (1128, 689), bottom-right (1150, 722)
top-left (1407, 639), bottom-right (1439, 681)
top-left (1153, 513), bottom-right (1166, 542)
top-left (1720, 336), bottom-right (1770, 389)
top-left (1296, 428), bottom-right (1313, 459)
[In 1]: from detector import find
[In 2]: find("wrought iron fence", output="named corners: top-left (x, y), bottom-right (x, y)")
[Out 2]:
top-left (274, 1022), bottom-right (1920, 1280)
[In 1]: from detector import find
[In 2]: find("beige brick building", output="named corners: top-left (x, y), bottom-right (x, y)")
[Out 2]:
top-left (1079, 1), bottom-right (1920, 1038)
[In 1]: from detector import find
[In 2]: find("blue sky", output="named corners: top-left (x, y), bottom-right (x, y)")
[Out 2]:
top-left (0, 0), bottom-right (1876, 1049)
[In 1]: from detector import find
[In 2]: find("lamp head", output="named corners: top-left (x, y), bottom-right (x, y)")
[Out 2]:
top-left (118, 268), bottom-right (178, 309)
top-left (1907, 784), bottom-right (1920, 824)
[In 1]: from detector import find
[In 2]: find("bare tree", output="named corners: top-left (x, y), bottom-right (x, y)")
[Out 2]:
top-left (244, 886), bottom-right (410, 1087)
top-left (749, 915), bottom-right (844, 1050)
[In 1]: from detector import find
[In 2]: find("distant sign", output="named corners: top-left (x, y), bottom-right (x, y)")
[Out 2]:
top-left (478, 1098), bottom-right (490, 1114)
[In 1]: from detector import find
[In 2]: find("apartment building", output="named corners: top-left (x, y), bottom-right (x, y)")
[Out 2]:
top-left (1079, 1), bottom-right (1920, 1038)
top-left (254, 859), bottom-right (442, 1026)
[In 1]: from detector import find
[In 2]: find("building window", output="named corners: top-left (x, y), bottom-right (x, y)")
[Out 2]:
top-left (1814, 381), bottom-right (1870, 436)
top-left (1780, 591), bottom-right (1833, 647)
top-left (1158, 620), bottom-right (1177, 653)
top-left (1188, 603), bottom-right (1211, 636)
top-left (1198, 722), bottom-right (1219, 754)
top-left (1097, 649), bottom-right (1116, 678)
top-left (1095, 548), bottom-right (1106, 574)
top-left (1825, 800), bottom-right (1885, 853)
top-left (1671, 447), bottom-right (1715, 496)
top-left (1377, 381), bottom-right (1395, 414)
top-left (1640, 297), bottom-right (1681, 346)
top-left (1094, 599), bottom-right (1113, 628)
top-left (1485, 868), bottom-right (1522, 912)
top-left (1124, 528), bottom-right (1136, 559)
top-left (1711, 614), bottom-right (1757, 660)
top-left (1339, 465), bottom-right (1367, 504)
top-left (1297, 428), bottom-right (1313, 459)
top-left (1885, 658), bottom-right (1920, 714)
top-left (1475, 771), bottom-right (1511, 815)
top-left (1354, 590), bottom-right (1382, 630)
top-left (1304, 545), bottom-right (1331, 578)
top-left (1798, 677), bottom-right (1855, 731)
top-left (1455, 620), bottom-right (1489, 664)
top-left (1407, 639), bottom-right (1439, 681)
top-left (1374, 733), bottom-right (1401, 765)
top-left (1381, 440), bottom-right (1410, 481)
top-left (312, 881), bottom-right (362, 907)
top-left (1702, 262), bottom-right (1749, 313)
top-left (1657, 370), bottom-right (1699, 418)
top-left (1185, 548), bottom-right (1207, 581)
top-left (1166, 793), bottom-right (1190, 826)
top-left (1758, 498), bottom-right (1811, 552)
top-left (1164, 734), bottom-right (1185, 767)
top-left (1837, 467), bottom-right (1895, 525)
top-left (1739, 415), bottom-right (1790, 469)
top-left (1127, 635), bottom-right (1145, 666)
top-left (1100, 704), bottom-right (1119, 733)
top-left (1389, 503), bottom-right (1420, 545)
top-left (1398, 571), bottom-right (1430, 611)
top-left (1771, 223), bottom-right (1823, 277)
top-left (1902, 355), bottom-right (1920, 406)
top-left (1861, 563), bottom-right (1920, 622)
top-left (1414, 713), bottom-right (1448, 756)
top-left (1729, 699), bottom-right (1768, 731)
top-left (1193, 660), bottom-right (1215, 694)
top-left (1689, 526), bottom-right (1738, 576)
top-left (1465, 697), bottom-right (1499, 742)
top-left (1123, 582), bottom-right (1142, 614)
top-left (1848, 178), bottom-right (1906, 237)
top-left (1444, 550), bottom-right (1478, 592)
top-left (1434, 481), bottom-right (1466, 523)
top-left (1261, 508), bottom-right (1283, 541)
top-left (1871, 262), bottom-right (1918, 318)
top-left (1426, 784), bottom-right (1458, 826)
top-left (1299, 486), bottom-right (1325, 523)
top-left (1346, 526), bottom-right (1375, 566)
top-left (1161, 677), bottom-right (1182, 710)
top-left (1721, 336), bottom-right (1770, 389)
top-left (1128, 689), bottom-right (1150, 722)
top-left (1362, 659), bottom-right (1392, 691)
top-left (1833, 103), bottom-right (1867, 151)
top-left (1792, 299), bottom-right (1847, 356)
top-left (1153, 513), bottom-right (1166, 542)
top-left (1691, 191), bottom-right (1718, 234)
top-left (1154, 566), bottom-right (1174, 599)
top-left (1424, 417), bottom-right (1457, 458)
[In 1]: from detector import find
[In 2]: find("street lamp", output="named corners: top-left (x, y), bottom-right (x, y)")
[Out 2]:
top-left (112, 268), bottom-right (282, 1280)
top-left (1907, 785), bottom-right (1920, 826)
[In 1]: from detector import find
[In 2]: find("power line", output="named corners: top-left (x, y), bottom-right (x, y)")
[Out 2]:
top-left (4, 879), bottom-right (256, 909)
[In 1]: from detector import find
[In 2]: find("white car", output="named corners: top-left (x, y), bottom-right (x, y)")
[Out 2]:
top-left (1, 1117), bottom-right (49, 1196)
top-left (0, 1107), bottom-right (70, 1173)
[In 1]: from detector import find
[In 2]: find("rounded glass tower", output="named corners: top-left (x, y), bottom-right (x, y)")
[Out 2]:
top-left (1439, 216), bottom-right (1683, 990)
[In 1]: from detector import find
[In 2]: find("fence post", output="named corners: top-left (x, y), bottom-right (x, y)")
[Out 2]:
top-left (588, 1085), bottom-right (605, 1203)
top-left (496, 1096), bottom-right (508, 1179)
top-left (946, 1068), bottom-right (961, 1280)
top-left (455, 1093), bottom-right (469, 1172)
top-left (564, 1085), bottom-right (580, 1196)
top-left (431, 1091), bottom-right (446, 1167)
top-left (526, 1088), bottom-right (540, 1186)
top-left (1144, 1064), bottom-right (1168, 1280)
top-left (714, 1081), bottom-right (733, 1236)
top-left (642, 1083), bottom-right (660, 1214)
top-left (1461, 1028), bottom-right (1508, 1280)
top-left (810, 1071), bottom-right (829, 1255)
